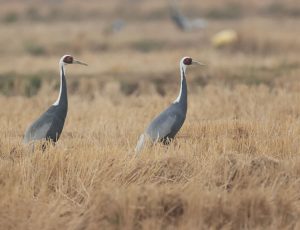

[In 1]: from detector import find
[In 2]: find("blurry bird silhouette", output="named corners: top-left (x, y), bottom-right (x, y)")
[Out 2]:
top-left (104, 19), bottom-right (126, 35)
top-left (169, 0), bottom-right (207, 31)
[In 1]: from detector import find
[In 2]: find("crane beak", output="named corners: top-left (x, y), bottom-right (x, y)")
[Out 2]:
top-left (192, 60), bottom-right (206, 66)
top-left (73, 59), bottom-right (88, 66)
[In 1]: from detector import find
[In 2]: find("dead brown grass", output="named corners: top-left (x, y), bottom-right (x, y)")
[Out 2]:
top-left (0, 0), bottom-right (300, 229)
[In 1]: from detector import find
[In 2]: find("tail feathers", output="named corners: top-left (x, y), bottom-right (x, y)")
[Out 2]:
top-left (135, 134), bottom-right (145, 153)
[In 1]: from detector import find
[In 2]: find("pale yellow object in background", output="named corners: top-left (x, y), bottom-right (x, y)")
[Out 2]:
top-left (212, 29), bottom-right (238, 48)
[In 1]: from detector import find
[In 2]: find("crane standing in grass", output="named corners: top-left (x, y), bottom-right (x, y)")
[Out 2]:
top-left (24, 55), bottom-right (87, 146)
top-left (135, 56), bottom-right (205, 153)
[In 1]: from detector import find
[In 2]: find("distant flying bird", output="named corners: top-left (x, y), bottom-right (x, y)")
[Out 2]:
top-left (24, 55), bottom-right (87, 147)
top-left (135, 57), bottom-right (205, 153)
top-left (103, 19), bottom-right (126, 35)
top-left (169, 0), bottom-right (207, 31)
top-left (111, 19), bottom-right (126, 33)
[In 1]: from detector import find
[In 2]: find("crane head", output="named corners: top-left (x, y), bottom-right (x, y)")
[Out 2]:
top-left (182, 56), bottom-right (205, 66)
top-left (60, 55), bottom-right (88, 66)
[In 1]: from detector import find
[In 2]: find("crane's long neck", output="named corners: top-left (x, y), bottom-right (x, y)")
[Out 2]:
top-left (53, 64), bottom-right (68, 108)
top-left (173, 63), bottom-right (187, 108)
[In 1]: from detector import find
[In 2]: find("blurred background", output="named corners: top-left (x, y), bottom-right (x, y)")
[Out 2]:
top-left (0, 0), bottom-right (299, 99)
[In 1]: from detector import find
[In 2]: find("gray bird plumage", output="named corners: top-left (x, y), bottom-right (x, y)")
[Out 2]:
top-left (24, 55), bottom-right (87, 146)
top-left (169, 0), bottom-right (207, 31)
top-left (23, 99), bottom-right (67, 144)
top-left (135, 57), bottom-right (204, 153)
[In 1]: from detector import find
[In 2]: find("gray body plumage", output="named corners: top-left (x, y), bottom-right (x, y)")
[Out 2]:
top-left (145, 103), bottom-right (186, 143)
top-left (24, 66), bottom-right (68, 144)
top-left (145, 72), bottom-right (187, 144)
top-left (135, 60), bottom-right (188, 152)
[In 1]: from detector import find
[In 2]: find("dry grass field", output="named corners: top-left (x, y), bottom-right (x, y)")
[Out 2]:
top-left (1, 0), bottom-right (300, 229)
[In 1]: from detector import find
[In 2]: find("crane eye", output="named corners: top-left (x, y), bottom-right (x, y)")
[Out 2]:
top-left (183, 57), bottom-right (192, 65)
top-left (63, 56), bottom-right (73, 64)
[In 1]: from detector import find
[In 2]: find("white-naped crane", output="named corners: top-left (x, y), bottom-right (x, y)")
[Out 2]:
top-left (24, 55), bottom-right (87, 147)
top-left (135, 56), bottom-right (205, 153)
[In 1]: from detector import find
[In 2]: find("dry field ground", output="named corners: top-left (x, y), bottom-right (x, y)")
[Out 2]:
top-left (1, 0), bottom-right (300, 229)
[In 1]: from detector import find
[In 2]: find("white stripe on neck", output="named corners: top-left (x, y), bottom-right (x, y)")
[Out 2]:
top-left (53, 63), bottom-right (65, 106)
top-left (173, 62), bottom-right (187, 103)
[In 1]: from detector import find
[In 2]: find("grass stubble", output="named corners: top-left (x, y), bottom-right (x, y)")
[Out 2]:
top-left (0, 0), bottom-right (300, 229)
